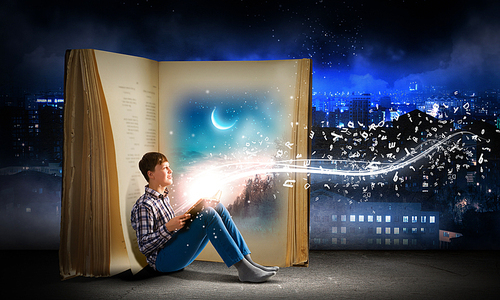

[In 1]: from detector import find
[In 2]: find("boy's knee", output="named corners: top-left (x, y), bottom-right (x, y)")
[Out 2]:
top-left (215, 202), bottom-right (225, 212)
top-left (200, 203), bottom-right (226, 221)
top-left (201, 206), bottom-right (217, 217)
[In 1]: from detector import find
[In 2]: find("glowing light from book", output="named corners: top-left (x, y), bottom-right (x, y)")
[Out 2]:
top-left (182, 174), bottom-right (222, 209)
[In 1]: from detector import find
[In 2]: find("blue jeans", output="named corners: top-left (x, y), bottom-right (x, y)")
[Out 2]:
top-left (155, 203), bottom-right (251, 272)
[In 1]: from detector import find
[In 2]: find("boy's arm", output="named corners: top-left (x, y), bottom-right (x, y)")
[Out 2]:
top-left (131, 204), bottom-right (173, 256)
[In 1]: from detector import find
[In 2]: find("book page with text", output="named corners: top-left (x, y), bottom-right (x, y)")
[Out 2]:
top-left (94, 50), bottom-right (159, 274)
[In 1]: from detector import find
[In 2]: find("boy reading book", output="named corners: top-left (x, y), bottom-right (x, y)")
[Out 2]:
top-left (130, 152), bottom-right (279, 282)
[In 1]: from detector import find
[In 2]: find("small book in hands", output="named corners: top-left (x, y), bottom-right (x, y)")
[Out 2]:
top-left (185, 190), bottom-right (222, 225)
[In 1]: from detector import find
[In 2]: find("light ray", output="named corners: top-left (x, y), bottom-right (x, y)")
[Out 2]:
top-left (175, 130), bottom-right (481, 213)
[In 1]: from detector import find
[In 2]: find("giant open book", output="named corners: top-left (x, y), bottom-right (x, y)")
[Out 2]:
top-left (60, 49), bottom-right (311, 279)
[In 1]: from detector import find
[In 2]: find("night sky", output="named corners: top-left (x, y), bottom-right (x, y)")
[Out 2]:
top-left (1, 0), bottom-right (500, 95)
top-left (176, 93), bottom-right (276, 157)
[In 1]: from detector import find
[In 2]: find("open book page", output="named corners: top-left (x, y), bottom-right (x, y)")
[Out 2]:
top-left (93, 50), bottom-right (160, 274)
top-left (158, 60), bottom-right (310, 267)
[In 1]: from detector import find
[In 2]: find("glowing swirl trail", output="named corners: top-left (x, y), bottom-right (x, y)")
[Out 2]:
top-left (196, 130), bottom-right (477, 183)
top-left (176, 131), bottom-right (480, 212)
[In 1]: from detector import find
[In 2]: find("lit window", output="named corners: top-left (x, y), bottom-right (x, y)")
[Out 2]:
top-left (412, 216), bottom-right (418, 223)
top-left (403, 228), bottom-right (408, 233)
top-left (403, 216), bottom-right (409, 223)
top-left (376, 239), bottom-right (382, 244)
top-left (377, 215), bottom-right (382, 222)
top-left (359, 215), bottom-right (364, 222)
top-left (341, 227), bottom-right (346, 234)
top-left (376, 227), bottom-right (382, 234)
top-left (368, 215), bottom-right (374, 222)
top-left (350, 215), bottom-right (356, 222)
top-left (385, 215), bottom-right (391, 222)
top-left (412, 228), bottom-right (417, 233)
top-left (421, 228), bottom-right (425, 233)
top-left (394, 239), bottom-right (400, 245)
top-left (385, 227), bottom-right (391, 234)
top-left (341, 238), bottom-right (346, 244)
top-left (403, 239), bottom-right (409, 245)
top-left (443, 231), bottom-right (449, 237)
top-left (421, 216), bottom-right (427, 223)
top-left (394, 227), bottom-right (400, 234)
top-left (385, 239), bottom-right (391, 245)
top-left (332, 227), bottom-right (338, 234)
top-left (332, 214), bottom-right (338, 222)
top-left (341, 215), bottom-right (347, 222)
top-left (332, 238), bottom-right (337, 244)
top-left (430, 216), bottom-right (435, 223)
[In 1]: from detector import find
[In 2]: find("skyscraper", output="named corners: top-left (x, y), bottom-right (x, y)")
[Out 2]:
top-left (349, 93), bottom-right (370, 128)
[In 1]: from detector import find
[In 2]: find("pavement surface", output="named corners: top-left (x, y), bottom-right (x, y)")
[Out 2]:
top-left (2, 250), bottom-right (500, 299)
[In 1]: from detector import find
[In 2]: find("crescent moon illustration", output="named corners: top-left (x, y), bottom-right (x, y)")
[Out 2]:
top-left (211, 107), bottom-right (237, 130)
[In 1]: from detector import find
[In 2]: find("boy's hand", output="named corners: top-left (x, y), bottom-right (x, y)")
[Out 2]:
top-left (166, 213), bottom-right (191, 232)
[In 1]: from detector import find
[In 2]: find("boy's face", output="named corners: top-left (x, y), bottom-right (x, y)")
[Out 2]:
top-left (148, 161), bottom-right (173, 187)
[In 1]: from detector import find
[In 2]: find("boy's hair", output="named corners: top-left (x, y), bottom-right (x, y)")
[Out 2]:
top-left (139, 152), bottom-right (168, 182)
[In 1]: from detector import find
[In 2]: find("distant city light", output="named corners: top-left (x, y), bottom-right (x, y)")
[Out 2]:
top-left (409, 81), bottom-right (418, 91)
top-left (36, 98), bottom-right (64, 103)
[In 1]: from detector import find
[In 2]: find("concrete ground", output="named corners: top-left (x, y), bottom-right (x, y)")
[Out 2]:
top-left (2, 250), bottom-right (499, 299)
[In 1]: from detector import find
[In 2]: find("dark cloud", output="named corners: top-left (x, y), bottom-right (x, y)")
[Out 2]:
top-left (1, 0), bottom-right (499, 94)
top-left (391, 17), bottom-right (500, 91)
top-left (0, 1), bottom-right (129, 91)
top-left (350, 0), bottom-right (500, 91)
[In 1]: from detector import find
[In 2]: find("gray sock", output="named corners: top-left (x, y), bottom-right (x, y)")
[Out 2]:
top-left (234, 258), bottom-right (276, 283)
top-left (244, 254), bottom-right (279, 272)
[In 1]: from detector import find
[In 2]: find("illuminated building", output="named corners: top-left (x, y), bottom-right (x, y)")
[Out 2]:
top-left (349, 93), bottom-right (370, 128)
top-left (0, 91), bottom-right (63, 168)
top-left (310, 195), bottom-right (440, 250)
top-left (0, 106), bottom-right (26, 163)
top-left (378, 95), bottom-right (392, 122)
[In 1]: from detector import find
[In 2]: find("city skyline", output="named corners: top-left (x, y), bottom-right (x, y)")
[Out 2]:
top-left (2, 75), bottom-right (500, 250)
top-left (2, 82), bottom-right (500, 170)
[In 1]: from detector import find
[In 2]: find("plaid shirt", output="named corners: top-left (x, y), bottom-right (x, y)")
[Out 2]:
top-left (130, 186), bottom-right (176, 269)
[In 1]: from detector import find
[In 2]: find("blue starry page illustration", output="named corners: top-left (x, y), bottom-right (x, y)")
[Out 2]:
top-left (158, 59), bottom-right (311, 267)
